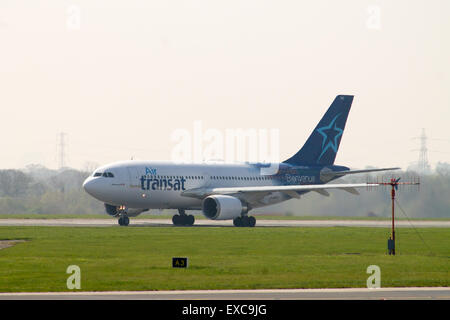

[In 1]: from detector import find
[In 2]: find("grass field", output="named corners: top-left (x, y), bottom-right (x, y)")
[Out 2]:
top-left (0, 226), bottom-right (448, 292)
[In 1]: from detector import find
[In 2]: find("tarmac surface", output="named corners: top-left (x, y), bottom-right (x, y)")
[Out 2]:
top-left (0, 218), bottom-right (449, 228)
top-left (0, 287), bottom-right (449, 300)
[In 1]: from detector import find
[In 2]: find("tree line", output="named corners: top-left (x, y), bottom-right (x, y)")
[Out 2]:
top-left (0, 163), bottom-right (449, 217)
top-left (269, 162), bottom-right (450, 218)
top-left (0, 164), bottom-right (102, 215)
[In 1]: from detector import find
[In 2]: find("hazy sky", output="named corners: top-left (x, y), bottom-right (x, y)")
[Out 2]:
top-left (1, 0), bottom-right (449, 171)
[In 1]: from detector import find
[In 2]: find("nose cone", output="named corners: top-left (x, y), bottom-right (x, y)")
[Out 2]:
top-left (83, 176), bottom-right (112, 203)
top-left (83, 177), bottom-right (97, 196)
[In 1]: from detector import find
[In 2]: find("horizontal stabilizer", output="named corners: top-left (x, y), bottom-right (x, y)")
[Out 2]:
top-left (321, 167), bottom-right (401, 181)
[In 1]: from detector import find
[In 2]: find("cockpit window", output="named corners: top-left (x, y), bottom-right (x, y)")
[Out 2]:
top-left (99, 172), bottom-right (115, 178)
top-left (93, 171), bottom-right (114, 178)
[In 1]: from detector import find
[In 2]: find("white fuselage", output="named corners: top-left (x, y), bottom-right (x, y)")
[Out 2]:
top-left (83, 160), bottom-right (286, 210)
top-left (81, 95), bottom-right (398, 226)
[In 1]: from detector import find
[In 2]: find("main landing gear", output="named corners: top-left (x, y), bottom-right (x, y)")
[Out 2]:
top-left (172, 209), bottom-right (195, 226)
top-left (233, 216), bottom-right (256, 227)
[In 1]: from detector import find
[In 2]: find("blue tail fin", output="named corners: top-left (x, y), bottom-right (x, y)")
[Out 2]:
top-left (283, 95), bottom-right (354, 166)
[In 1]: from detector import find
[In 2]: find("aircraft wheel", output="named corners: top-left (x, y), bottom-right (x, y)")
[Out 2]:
top-left (173, 214), bottom-right (195, 226)
top-left (233, 216), bottom-right (255, 227)
top-left (118, 216), bottom-right (129, 226)
top-left (248, 216), bottom-right (256, 227)
top-left (233, 217), bottom-right (242, 227)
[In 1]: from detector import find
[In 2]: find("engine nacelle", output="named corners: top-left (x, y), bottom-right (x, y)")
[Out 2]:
top-left (104, 203), bottom-right (148, 217)
top-left (202, 195), bottom-right (247, 220)
top-left (104, 203), bottom-right (118, 216)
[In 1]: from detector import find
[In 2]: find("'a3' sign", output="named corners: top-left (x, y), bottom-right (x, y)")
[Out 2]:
top-left (172, 257), bottom-right (188, 268)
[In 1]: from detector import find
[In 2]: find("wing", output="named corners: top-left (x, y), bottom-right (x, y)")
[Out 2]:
top-left (181, 183), bottom-right (379, 200)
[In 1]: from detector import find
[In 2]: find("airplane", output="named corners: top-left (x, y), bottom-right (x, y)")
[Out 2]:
top-left (83, 95), bottom-right (399, 227)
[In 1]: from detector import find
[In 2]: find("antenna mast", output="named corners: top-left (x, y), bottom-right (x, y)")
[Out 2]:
top-left (369, 177), bottom-right (420, 255)
top-left (57, 132), bottom-right (67, 169)
top-left (418, 129), bottom-right (430, 173)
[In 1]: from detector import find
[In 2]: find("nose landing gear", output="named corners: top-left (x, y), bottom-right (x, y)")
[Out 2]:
top-left (116, 206), bottom-right (130, 226)
top-left (118, 215), bottom-right (130, 226)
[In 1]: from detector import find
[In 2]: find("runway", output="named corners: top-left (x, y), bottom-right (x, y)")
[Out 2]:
top-left (0, 218), bottom-right (449, 228)
top-left (0, 287), bottom-right (449, 300)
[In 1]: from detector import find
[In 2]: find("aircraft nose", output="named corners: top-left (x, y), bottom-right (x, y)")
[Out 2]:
top-left (83, 177), bottom-right (96, 196)
top-left (83, 176), bottom-right (110, 202)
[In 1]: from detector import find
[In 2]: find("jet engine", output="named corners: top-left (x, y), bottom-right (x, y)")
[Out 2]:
top-left (202, 195), bottom-right (248, 220)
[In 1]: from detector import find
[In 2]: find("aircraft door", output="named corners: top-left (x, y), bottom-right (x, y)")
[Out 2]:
top-left (126, 167), bottom-right (141, 187)
top-left (202, 171), bottom-right (211, 187)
